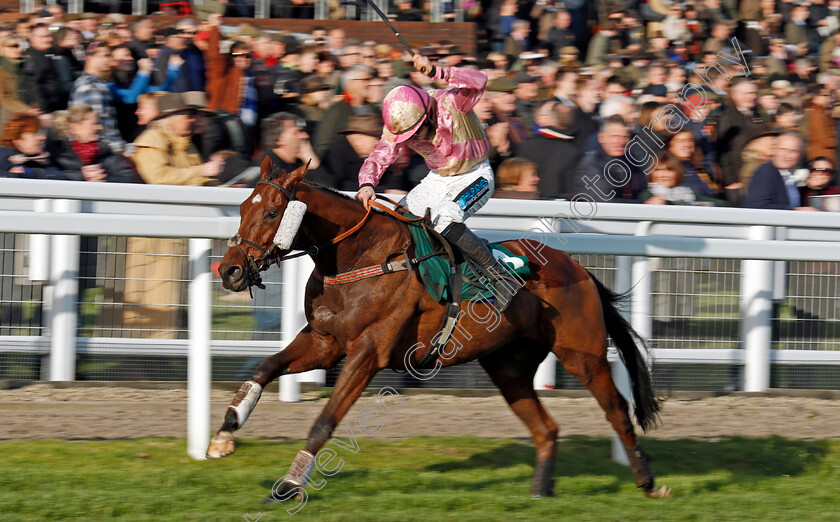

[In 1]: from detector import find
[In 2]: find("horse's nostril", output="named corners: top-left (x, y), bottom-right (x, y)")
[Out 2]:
top-left (225, 265), bottom-right (243, 282)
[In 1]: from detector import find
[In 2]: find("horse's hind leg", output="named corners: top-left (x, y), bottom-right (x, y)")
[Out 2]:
top-left (552, 343), bottom-right (668, 497)
top-left (479, 342), bottom-right (558, 497)
top-left (206, 327), bottom-right (342, 459)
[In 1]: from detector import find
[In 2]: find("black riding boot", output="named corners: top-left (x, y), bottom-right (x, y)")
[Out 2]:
top-left (443, 222), bottom-right (520, 313)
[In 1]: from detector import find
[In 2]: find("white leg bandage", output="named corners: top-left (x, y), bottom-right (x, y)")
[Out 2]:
top-left (286, 450), bottom-right (316, 486)
top-left (273, 201), bottom-right (307, 251)
top-left (229, 380), bottom-right (263, 427)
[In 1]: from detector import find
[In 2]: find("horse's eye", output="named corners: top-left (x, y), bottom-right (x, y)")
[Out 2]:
top-left (267, 209), bottom-right (279, 219)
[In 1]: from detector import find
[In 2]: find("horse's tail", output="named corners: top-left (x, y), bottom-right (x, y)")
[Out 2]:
top-left (588, 270), bottom-right (661, 432)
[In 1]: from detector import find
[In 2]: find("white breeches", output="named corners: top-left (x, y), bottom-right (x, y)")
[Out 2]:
top-left (403, 160), bottom-right (494, 233)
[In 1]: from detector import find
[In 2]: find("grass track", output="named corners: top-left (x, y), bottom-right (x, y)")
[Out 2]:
top-left (1, 436), bottom-right (838, 521)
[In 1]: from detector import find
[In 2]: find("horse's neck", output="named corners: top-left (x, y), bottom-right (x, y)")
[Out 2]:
top-left (297, 184), bottom-right (408, 275)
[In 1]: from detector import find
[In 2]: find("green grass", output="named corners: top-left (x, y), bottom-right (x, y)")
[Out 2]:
top-left (1, 436), bottom-right (838, 521)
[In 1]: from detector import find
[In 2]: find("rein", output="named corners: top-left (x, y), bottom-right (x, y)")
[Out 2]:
top-left (228, 184), bottom-right (423, 294)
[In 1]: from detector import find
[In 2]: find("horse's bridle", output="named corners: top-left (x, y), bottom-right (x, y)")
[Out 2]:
top-left (227, 179), bottom-right (301, 292)
top-left (227, 180), bottom-right (425, 294)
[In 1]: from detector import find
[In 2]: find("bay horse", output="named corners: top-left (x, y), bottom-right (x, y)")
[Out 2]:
top-left (207, 158), bottom-right (671, 500)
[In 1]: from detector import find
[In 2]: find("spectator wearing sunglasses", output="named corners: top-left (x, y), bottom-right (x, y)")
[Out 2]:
top-left (800, 157), bottom-right (840, 208)
top-left (154, 18), bottom-right (205, 93)
top-left (203, 14), bottom-right (261, 129)
top-left (0, 35), bottom-right (37, 128)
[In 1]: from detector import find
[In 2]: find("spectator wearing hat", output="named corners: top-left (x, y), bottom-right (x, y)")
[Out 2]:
top-left (133, 91), bottom-right (222, 186)
top-left (313, 65), bottom-right (378, 157)
top-left (486, 76), bottom-right (529, 151)
top-left (320, 114), bottom-right (398, 191)
top-left (299, 75), bottom-right (332, 136)
top-left (517, 100), bottom-right (580, 199)
top-left (69, 42), bottom-right (125, 154)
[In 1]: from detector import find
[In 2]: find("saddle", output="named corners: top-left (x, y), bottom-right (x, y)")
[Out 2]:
top-left (319, 205), bottom-right (530, 368)
top-left (405, 216), bottom-right (530, 303)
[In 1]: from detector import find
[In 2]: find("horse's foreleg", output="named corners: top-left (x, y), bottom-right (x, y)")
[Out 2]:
top-left (206, 327), bottom-right (341, 459)
top-left (271, 349), bottom-right (379, 498)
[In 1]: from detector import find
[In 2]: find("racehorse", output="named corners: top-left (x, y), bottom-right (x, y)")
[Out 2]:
top-left (206, 157), bottom-right (671, 499)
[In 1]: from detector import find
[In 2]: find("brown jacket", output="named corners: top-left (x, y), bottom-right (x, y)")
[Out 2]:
top-left (0, 59), bottom-right (34, 129)
top-left (132, 121), bottom-right (214, 186)
top-left (204, 26), bottom-right (243, 114)
top-left (805, 106), bottom-right (836, 162)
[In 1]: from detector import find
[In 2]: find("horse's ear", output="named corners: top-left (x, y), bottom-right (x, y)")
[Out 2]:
top-left (285, 159), bottom-right (311, 187)
top-left (259, 155), bottom-right (273, 180)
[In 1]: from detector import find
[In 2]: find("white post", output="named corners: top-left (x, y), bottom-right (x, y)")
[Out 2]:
top-left (631, 222), bottom-right (653, 343)
top-left (279, 257), bottom-right (302, 402)
top-left (49, 199), bottom-right (80, 381)
top-left (741, 225), bottom-right (774, 392)
top-left (533, 354), bottom-right (556, 390)
top-left (314, 0), bottom-right (328, 19)
top-left (187, 238), bottom-right (212, 460)
top-left (255, 0), bottom-right (270, 19)
top-left (29, 199), bottom-right (51, 283)
top-left (611, 255), bottom-right (633, 466)
top-left (133, 0), bottom-right (147, 16)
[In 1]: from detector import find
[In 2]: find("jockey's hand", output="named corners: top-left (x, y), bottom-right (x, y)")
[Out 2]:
top-left (412, 53), bottom-right (432, 76)
top-left (356, 185), bottom-right (376, 210)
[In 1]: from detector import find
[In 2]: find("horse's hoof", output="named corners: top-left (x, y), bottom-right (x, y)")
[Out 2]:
top-left (264, 479), bottom-right (305, 504)
top-left (206, 431), bottom-right (236, 459)
top-left (645, 485), bottom-right (672, 498)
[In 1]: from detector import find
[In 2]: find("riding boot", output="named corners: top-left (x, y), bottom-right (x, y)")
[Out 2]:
top-left (443, 222), bottom-right (520, 313)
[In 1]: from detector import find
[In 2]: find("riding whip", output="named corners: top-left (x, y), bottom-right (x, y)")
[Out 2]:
top-left (363, 0), bottom-right (429, 74)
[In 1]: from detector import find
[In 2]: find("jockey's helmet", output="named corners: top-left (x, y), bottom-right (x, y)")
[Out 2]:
top-left (382, 85), bottom-right (431, 143)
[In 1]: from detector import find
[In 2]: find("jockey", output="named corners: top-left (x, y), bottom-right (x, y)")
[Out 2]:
top-left (355, 53), bottom-right (519, 312)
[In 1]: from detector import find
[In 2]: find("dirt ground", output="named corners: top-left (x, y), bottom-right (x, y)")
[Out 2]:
top-left (1, 384), bottom-right (839, 442)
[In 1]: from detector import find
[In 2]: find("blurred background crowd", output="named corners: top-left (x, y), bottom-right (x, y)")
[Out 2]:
top-left (2, 0), bottom-right (840, 212)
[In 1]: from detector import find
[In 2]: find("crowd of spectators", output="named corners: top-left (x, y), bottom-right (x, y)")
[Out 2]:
top-left (2, 0), bottom-right (840, 217)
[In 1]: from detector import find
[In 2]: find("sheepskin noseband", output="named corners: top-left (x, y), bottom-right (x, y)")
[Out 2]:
top-left (273, 200), bottom-right (307, 251)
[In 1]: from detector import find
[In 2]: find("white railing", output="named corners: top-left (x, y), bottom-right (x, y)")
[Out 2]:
top-left (3, 178), bottom-right (840, 457)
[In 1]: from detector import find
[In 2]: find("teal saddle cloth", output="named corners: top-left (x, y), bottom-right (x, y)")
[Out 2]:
top-left (405, 219), bottom-right (530, 303)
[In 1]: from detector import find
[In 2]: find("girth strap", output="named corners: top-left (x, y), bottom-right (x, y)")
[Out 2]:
top-left (322, 258), bottom-right (412, 285)
top-left (416, 222), bottom-right (462, 369)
